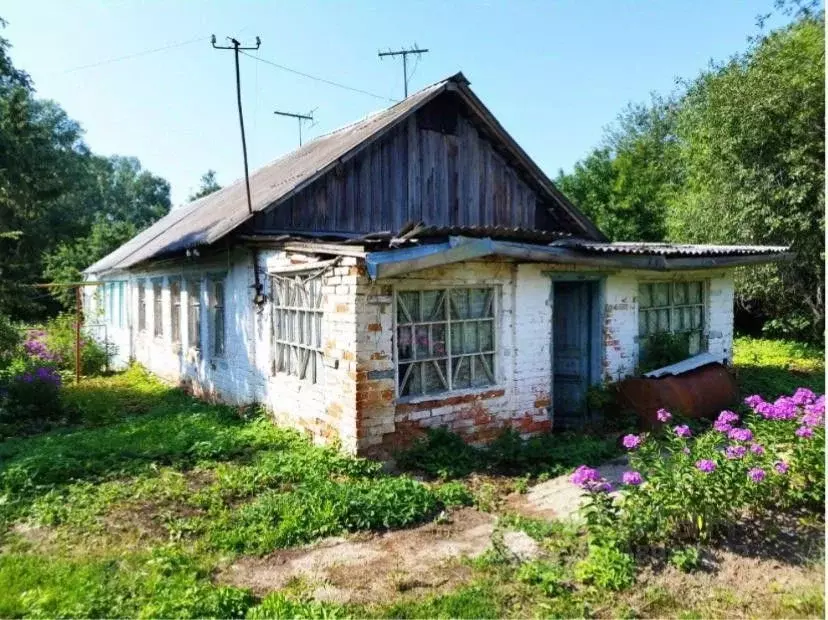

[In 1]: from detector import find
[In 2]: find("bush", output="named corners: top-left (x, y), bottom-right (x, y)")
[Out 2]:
top-left (2, 366), bottom-right (62, 422)
top-left (43, 313), bottom-right (110, 375)
top-left (0, 313), bottom-right (21, 368)
top-left (639, 332), bottom-right (690, 373)
top-left (574, 544), bottom-right (636, 591)
top-left (571, 387), bottom-right (825, 549)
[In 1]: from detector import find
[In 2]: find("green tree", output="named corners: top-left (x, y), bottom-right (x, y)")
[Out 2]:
top-left (669, 13), bottom-right (824, 340)
top-left (556, 97), bottom-right (680, 241)
top-left (189, 170), bottom-right (221, 201)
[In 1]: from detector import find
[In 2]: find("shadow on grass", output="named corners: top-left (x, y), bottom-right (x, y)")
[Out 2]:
top-left (733, 364), bottom-right (825, 400)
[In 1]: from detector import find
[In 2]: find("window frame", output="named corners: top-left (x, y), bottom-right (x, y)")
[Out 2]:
top-left (117, 281), bottom-right (125, 328)
top-left (270, 273), bottom-right (324, 384)
top-left (210, 277), bottom-right (226, 358)
top-left (393, 285), bottom-right (499, 400)
top-left (637, 279), bottom-right (707, 357)
top-left (187, 279), bottom-right (202, 352)
top-left (170, 279), bottom-right (181, 346)
top-left (152, 279), bottom-right (164, 339)
top-left (137, 281), bottom-right (146, 332)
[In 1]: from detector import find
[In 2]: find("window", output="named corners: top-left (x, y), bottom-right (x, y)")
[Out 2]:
top-left (117, 282), bottom-right (125, 328)
top-left (106, 282), bottom-right (115, 324)
top-left (170, 279), bottom-right (181, 345)
top-left (137, 282), bottom-right (146, 332)
top-left (638, 281), bottom-right (705, 357)
top-left (187, 279), bottom-right (201, 351)
top-left (153, 280), bottom-right (163, 338)
top-left (210, 279), bottom-right (225, 357)
top-left (395, 288), bottom-right (496, 397)
top-left (271, 274), bottom-right (323, 383)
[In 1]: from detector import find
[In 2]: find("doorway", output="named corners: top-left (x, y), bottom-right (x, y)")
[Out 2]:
top-left (552, 279), bottom-right (602, 429)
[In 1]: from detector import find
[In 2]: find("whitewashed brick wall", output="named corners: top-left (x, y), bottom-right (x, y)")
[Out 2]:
top-left (85, 254), bottom-right (736, 456)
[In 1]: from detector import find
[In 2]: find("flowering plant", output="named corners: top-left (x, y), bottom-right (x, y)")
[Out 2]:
top-left (573, 387), bottom-right (824, 546)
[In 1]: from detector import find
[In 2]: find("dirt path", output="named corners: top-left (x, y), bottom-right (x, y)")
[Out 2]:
top-left (219, 508), bottom-right (496, 605)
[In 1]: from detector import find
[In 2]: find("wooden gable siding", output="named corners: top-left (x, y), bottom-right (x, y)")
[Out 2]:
top-left (254, 103), bottom-right (546, 234)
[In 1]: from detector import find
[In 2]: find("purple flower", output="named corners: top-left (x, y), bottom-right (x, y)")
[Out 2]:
top-left (744, 394), bottom-right (765, 409)
top-left (622, 434), bottom-right (643, 450)
top-left (571, 465), bottom-right (601, 487)
top-left (774, 461), bottom-right (789, 475)
top-left (795, 426), bottom-right (814, 439)
top-left (717, 410), bottom-right (740, 425)
top-left (656, 408), bottom-right (672, 423)
top-left (771, 397), bottom-right (798, 420)
top-left (805, 395), bottom-right (825, 417)
top-left (725, 445), bottom-right (747, 460)
top-left (747, 468), bottom-right (766, 483)
top-left (673, 425), bottom-right (692, 438)
top-left (622, 471), bottom-right (644, 486)
top-left (728, 427), bottom-right (753, 442)
top-left (696, 459), bottom-right (716, 473)
top-left (713, 420), bottom-right (733, 433)
top-left (594, 481), bottom-right (614, 493)
top-left (792, 387), bottom-right (816, 406)
top-left (749, 443), bottom-right (765, 456)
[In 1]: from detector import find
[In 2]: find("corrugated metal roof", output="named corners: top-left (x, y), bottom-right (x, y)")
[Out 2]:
top-left (643, 352), bottom-right (726, 378)
top-left (86, 76), bottom-right (453, 274)
top-left (556, 240), bottom-right (790, 257)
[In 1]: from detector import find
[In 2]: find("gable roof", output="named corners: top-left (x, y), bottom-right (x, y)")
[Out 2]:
top-left (86, 73), bottom-right (605, 274)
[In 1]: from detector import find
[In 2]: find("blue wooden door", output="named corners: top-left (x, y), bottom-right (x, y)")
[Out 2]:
top-left (553, 282), bottom-right (592, 428)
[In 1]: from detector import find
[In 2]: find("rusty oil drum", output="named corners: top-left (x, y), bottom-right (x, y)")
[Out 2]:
top-left (616, 363), bottom-right (738, 428)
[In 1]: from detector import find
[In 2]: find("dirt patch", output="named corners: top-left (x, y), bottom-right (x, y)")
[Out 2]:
top-left (218, 507), bottom-right (495, 604)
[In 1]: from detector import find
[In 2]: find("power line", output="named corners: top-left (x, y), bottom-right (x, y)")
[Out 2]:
top-left (61, 35), bottom-right (208, 74)
top-left (378, 45), bottom-right (429, 98)
top-left (239, 50), bottom-right (396, 102)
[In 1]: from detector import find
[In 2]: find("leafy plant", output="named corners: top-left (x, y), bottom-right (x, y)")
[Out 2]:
top-left (669, 546), bottom-right (701, 572)
top-left (574, 544), bottom-right (636, 591)
top-left (639, 331), bottom-right (690, 373)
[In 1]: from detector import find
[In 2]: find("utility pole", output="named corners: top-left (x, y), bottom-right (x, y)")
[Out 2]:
top-left (273, 109), bottom-right (316, 146)
top-left (378, 45), bottom-right (429, 98)
top-left (211, 35), bottom-right (261, 215)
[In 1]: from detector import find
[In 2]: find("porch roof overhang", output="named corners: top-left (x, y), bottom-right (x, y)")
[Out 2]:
top-left (364, 237), bottom-right (792, 280)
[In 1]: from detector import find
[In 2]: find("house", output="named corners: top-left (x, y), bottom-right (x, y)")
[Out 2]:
top-left (83, 73), bottom-right (788, 456)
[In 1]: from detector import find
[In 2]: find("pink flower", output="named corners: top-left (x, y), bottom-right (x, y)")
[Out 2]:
top-left (673, 425), bottom-right (692, 438)
top-left (749, 443), bottom-right (765, 456)
top-left (747, 468), bottom-right (766, 483)
top-left (571, 465), bottom-right (600, 487)
top-left (792, 387), bottom-right (816, 406)
top-left (728, 427), bottom-right (753, 442)
top-left (656, 408), bottom-right (672, 423)
top-left (622, 434), bottom-right (643, 450)
top-left (696, 459), bottom-right (716, 473)
top-left (622, 471), bottom-right (644, 486)
top-left (774, 461), bottom-right (789, 475)
top-left (725, 445), bottom-right (747, 460)
top-left (717, 410), bottom-right (740, 425)
top-left (795, 426), bottom-right (814, 439)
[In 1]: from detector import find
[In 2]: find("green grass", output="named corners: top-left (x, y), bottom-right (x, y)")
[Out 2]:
top-left (732, 336), bottom-right (824, 398)
top-left (0, 341), bottom-right (823, 618)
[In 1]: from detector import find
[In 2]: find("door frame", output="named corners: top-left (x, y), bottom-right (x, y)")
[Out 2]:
top-left (547, 273), bottom-right (606, 423)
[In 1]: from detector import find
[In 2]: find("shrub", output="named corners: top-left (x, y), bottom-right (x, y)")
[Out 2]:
top-left (639, 332), bottom-right (690, 373)
top-left (574, 544), bottom-right (636, 591)
top-left (434, 481), bottom-right (474, 508)
top-left (43, 313), bottom-right (110, 375)
top-left (2, 366), bottom-right (62, 422)
top-left (0, 313), bottom-right (21, 368)
top-left (571, 387), bottom-right (825, 549)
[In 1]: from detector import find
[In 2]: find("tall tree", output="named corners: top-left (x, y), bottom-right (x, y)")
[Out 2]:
top-left (669, 13), bottom-right (824, 340)
top-left (188, 170), bottom-right (221, 201)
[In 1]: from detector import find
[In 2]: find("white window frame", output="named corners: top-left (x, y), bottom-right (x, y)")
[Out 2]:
top-left (187, 278), bottom-right (202, 352)
top-left (170, 278), bottom-right (182, 346)
top-left (152, 279), bottom-right (164, 339)
top-left (637, 279), bottom-right (708, 356)
top-left (137, 281), bottom-right (146, 332)
top-left (270, 273), bottom-right (324, 384)
top-left (393, 285), bottom-right (499, 400)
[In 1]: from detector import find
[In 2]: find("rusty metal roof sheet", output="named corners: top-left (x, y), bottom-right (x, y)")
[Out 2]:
top-left (556, 240), bottom-right (789, 257)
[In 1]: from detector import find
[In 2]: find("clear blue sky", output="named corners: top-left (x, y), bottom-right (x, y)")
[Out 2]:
top-left (3, 1), bottom-right (789, 205)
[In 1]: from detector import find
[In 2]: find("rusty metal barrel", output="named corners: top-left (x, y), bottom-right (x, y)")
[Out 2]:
top-left (616, 362), bottom-right (738, 428)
